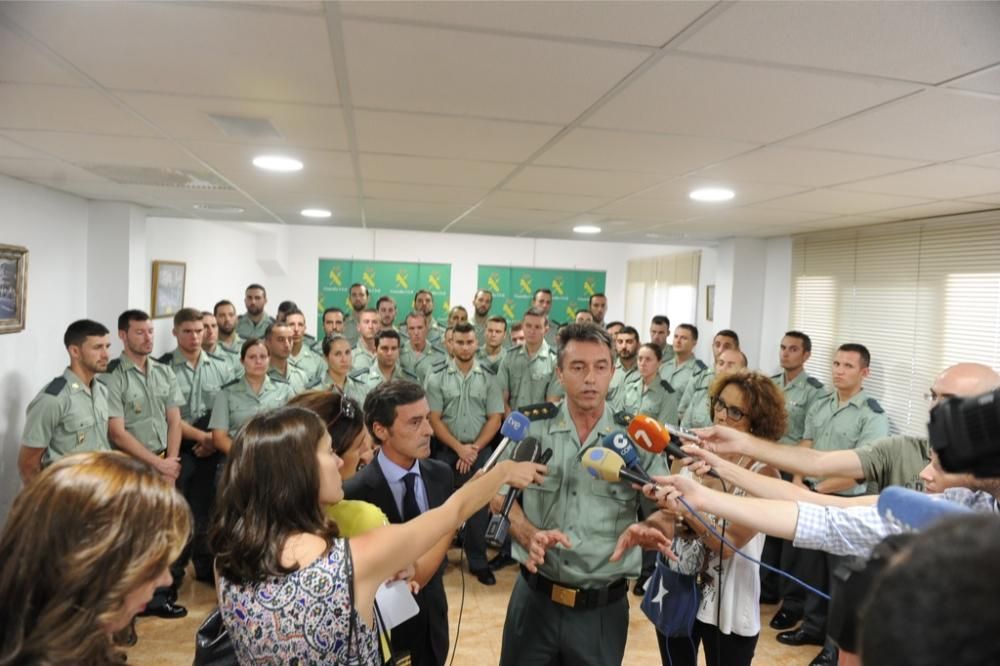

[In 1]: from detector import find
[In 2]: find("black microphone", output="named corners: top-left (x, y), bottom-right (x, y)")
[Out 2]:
top-left (485, 437), bottom-right (542, 548)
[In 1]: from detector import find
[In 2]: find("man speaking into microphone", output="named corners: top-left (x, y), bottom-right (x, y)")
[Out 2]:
top-left (491, 323), bottom-right (668, 666)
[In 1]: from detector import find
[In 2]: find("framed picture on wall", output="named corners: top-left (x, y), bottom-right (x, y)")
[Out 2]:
top-left (0, 244), bottom-right (28, 334)
top-left (705, 284), bottom-right (715, 322)
top-left (151, 260), bottom-right (186, 318)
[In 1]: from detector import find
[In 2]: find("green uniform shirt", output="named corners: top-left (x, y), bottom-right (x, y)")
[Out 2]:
top-left (22, 368), bottom-right (112, 465)
top-left (425, 359), bottom-right (503, 442)
top-left (267, 363), bottom-right (310, 394)
top-left (351, 343), bottom-right (377, 372)
top-left (613, 375), bottom-right (679, 426)
top-left (345, 363), bottom-right (418, 407)
top-left (658, 345), bottom-right (675, 366)
top-left (497, 340), bottom-right (563, 410)
top-left (426, 318), bottom-right (444, 345)
top-left (543, 322), bottom-right (561, 350)
top-left (679, 369), bottom-right (715, 429)
top-left (511, 401), bottom-right (669, 587)
top-left (606, 361), bottom-right (638, 409)
top-left (310, 370), bottom-right (367, 399)
top-left (399, 341), bottom-right (448, 384)
top-left (209, 376), bottom-right (295, 438)
top-left (102, 355), bottom-right (185, 454)
top-left (235, 313), bottom-right (274, 340)
top-left (160, 349), bottom-right (233, 425)
top-left (804, 389), bottom-right (890, 495)
top-left (856, 435), bottom-right (930, 493)
top-left (772, 371), bottom-right (827, 444)
top-left (291, 345), bottom-right (326, 386)
top-left (475, 347), bottom-right (507, 375)
top-left (659, 356), bottom-right (707, 401)
top-left (209, 342), bottom-right (244, 380)
top-left (343, 312), bottom-right (363, 347)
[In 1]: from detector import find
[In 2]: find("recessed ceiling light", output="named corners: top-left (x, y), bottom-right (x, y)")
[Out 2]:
top-left (301, 208), bottom-right (332, 219)
top-left (252, 155), bottom-right (303, 172)
top-left (573, 225), bottom-right (602, 234)
top-left (689, 187), bottom-right (735, 202)
top-left (193, 203), bottom-right (245, 214)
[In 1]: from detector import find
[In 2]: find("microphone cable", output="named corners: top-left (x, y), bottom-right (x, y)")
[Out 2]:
top-left (447, 544), bottom-right (467, 666)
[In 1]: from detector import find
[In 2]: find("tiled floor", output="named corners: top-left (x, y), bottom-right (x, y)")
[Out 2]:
top-left (127, 550), bottom-right (820, 665)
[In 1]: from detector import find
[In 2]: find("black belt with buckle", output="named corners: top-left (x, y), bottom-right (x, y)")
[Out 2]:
top-left (519, 566), bottom-right (627, 610)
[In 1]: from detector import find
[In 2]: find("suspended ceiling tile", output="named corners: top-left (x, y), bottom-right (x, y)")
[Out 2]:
top-left (947, 64), bottom-right (1000, 95)
top-left (867, 199), bottom-right (1000, 221)
top-left (360, 154), bottom-right (512, 189)
top-left (486, 190), bottom-right (613, 213)
top-left (504, 166), bottom-right (663, 198)
top-left (0, 83), bottom-right (158, 136)
top-left (363, 181), bottom-right (487, 206)
top-left (0, 20), bottom-right (83, 87)
top-left (764, 189), bottom-right (934, 216)
top-left (585, 54), bottom-right (919, 143)
top-left (841, 164), bottom-right (1000, 200)
top-left (638, 177), bottom-right (806, 205)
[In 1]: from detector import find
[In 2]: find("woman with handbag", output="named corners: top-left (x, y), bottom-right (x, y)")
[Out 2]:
top-left (209, 405), bottom-right (545, 664)
top-left (0, 452), bottom-right (190, 665)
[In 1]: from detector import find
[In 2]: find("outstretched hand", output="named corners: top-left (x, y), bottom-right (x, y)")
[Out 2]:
top-left (610, 522), bottom-right (676, 563)
top-left (524, 529), bottom-right (572, 573)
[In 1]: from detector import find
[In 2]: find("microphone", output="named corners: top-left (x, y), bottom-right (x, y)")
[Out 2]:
top-left (485, 436), bottom-right (542, 548)
top-left (581, 448), bottom-right (654, 487)
top-left (628, 414), bottom-right (720, 479)
top-left (481, 411), bottom-right (532, 472)
top-left (601, 431), bottom-right (652, 484)
top-left (876, 486), bottom-right (972, 531)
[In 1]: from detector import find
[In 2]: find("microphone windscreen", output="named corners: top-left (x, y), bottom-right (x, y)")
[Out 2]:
top-left (500, 411), bottom-right (531, 441)
top-left (510, 436), bottom-right (542, 463)
top-left (581, 448), bottom-right (626, 483)
top-left (628, 414), bottom-right (669, 454)
top-left (602, 431), bottom-right (642, 470)
top-left (876, 486), bottom-right (973, 531)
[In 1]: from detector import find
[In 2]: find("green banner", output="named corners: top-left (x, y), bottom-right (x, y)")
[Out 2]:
top-left (317, 259), bottom-right (452, 335)
top-left (477, 265), bottom-right (606, 323)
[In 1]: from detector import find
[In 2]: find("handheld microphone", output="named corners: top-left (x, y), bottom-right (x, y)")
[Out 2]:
top-left (876, 486), bottom-right (972, 531)
top-left (628, 414), bottom-right (720, 479)
top-left (485, 436), bottom-right (542, 548)
top-left (482, 411), bottom-right (532, 472)
top-left (581, 448), bottom-right (655, 487)
top-left (601, 431), bottom-right (652, 484)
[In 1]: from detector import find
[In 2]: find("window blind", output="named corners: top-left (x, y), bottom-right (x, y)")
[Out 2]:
top-left (624, 251), bottom-right (701, 336)
top-left (791, 211), bottom-right (1000, 437)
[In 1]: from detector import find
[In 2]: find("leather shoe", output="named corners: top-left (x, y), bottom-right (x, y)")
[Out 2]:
top-left (471, 568), bottom-right (496, 586)
top-left (809, 647), bottom-right (837, 666)
top-left (769, 607), bottom-right (803, 630)
top-left (137, 601), bottom-right (188, 619)
top-left (776, 628), bottom-right (825, 647)
top-left (632, 575), bottom-right (649, 596)
top-left (488, 553), bottom-right (517, 571)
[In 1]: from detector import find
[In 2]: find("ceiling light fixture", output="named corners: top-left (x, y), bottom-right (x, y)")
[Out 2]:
top-left (573, 225), bottom-right (602, 234)
top-left (301, 208), bottom-right (332, 219)
top-left (252, 155), bottom-right (303, 172)
top-left (193, 203), bottom-right (245, 214)
top-left (689, 187), bottom-right (735, 202)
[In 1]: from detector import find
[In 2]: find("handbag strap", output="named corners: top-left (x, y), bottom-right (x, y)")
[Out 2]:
top-left (345, 540), bottom-right (356, 662)
top-left (373, 600), bottom-right (399, 661)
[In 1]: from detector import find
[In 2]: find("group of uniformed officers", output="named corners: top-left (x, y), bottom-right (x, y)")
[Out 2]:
top-left (17, 280), bottom-right (889, 665)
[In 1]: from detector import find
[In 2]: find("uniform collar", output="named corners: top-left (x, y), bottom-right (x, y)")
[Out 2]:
top-left (547, 400), bottom-right (616, 443)
top-left (64, 367), bottom-right (93, 392)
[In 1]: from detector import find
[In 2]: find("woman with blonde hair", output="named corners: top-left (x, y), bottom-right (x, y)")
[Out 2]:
top-left (0, 452), bottom-right (190, 665)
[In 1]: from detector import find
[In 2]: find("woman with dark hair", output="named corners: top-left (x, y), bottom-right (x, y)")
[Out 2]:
top-left (651, 370), bottom-right (785, 666)
top-left (209, 338), bottom-right (294, 454)
top-left (0, 452), bottom-right (190, 665)
top-left (317, 335), bottom-right (353, 393)
top-left (211, 405), bottom-right (544, 664)
top-left (613, 342), bottom-right (679, 423)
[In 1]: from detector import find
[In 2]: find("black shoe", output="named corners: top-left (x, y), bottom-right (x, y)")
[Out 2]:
top-left (769, 607), bottom-right (803, 630)
top-left (776, 628), bottom-right (825, 647)
top-left (809, 647), bottom-right (837, 666)
top-left (760, 593), bottom-right (780, 605)
top-left (488, 553), bottom-right (517, 571)
top-left (471, 568), bottom-right (496, 586)
top-left (137, 601), bottom-right (188, 619)
top-left (633, 575), bottom-right (649, 596)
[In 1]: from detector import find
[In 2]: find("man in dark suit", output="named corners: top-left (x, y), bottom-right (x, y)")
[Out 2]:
top-left (344, 379), bottom-right (455, 666)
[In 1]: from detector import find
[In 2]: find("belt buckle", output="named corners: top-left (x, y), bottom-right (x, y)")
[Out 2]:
top-left (551, 583), bottom-right (578, 608)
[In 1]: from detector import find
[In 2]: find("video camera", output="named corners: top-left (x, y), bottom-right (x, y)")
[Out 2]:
top-left (929, 387), bottom-right (1000, 477)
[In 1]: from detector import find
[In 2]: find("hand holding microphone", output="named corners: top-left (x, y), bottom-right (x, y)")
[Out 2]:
top-left (628, 415), bottom-right (721, 479)
top-left (481, 411), bottom-right (532, 473)
top-left (485, 437), bottom-right (550, 548)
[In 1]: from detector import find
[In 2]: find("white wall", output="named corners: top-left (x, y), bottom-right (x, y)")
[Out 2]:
top-left (758, 237), bottom-right (793, 373)
top-left (0, 175), bottom-right (91, 519)
top-left (145, 217), bottom-right (703, 355)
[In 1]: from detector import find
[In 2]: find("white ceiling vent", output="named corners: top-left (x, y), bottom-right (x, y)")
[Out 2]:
top-left (82, 164), bottom-right (233, 190)
top-left (208, 113), bottom-right (284, 140)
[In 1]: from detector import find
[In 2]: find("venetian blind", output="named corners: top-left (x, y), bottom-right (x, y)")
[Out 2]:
top-left (790, 211), bottom-right (1000, 437)
top-left (624, 251), bottom-right (701, 335)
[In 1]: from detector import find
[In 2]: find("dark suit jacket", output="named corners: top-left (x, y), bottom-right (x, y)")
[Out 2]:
top-left (343, 453), bottom-right (454, 666)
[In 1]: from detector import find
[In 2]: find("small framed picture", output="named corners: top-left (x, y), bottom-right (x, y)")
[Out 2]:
top-left (0, 244), bottom-right (28, 334)
top-left (151, 260), bottom-right (186, 318)
top-left (705, 284), bottom-right (715, 322)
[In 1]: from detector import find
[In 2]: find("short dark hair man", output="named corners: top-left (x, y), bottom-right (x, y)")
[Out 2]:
top-left (345, 380), bottom-right (455, 666)
top-left (236, 283), bottom-right (274, 339)
top-left (588, 293), bottom-right (608, 325)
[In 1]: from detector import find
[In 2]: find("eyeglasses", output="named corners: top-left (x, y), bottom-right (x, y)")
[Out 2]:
top-left (923, 390), bottom-right (957, 404)
top-left (713, 397), bottom-right (746, 422)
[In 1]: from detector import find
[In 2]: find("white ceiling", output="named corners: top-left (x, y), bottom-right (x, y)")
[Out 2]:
top-left (0, 0), bottom-right (999, 244)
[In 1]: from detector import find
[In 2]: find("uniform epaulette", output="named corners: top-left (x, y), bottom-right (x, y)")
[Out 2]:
top-left (866, 398), bottom-right (884, 414)
top-left (807, 376), bottom-right (824, 389)
top-left (206, 350), bottom-right (228, 363)
top-left (660, 379), bottom-right (676, 393)
top-left (518, 402), bottom-right (558, 421)
top-left (157, 351), bottom-right (174, 364)
top-left (613, 411), bottom-right (634, 427)
top-left (349, 367), bottom-right (369, 380)
top-left (270, 375), bottom-right (290, 385)
top-left (44, 376), bottom-right (67, 396)
top-left (431, 344), bottom-right (447, 355)
top-left (481, 363), bottom-right (497, 375)
top-left (771, 372), bottom-right (782, 380)
top-left (694, 359), bottom-right (708, 372)
top-left (221, 378), bottom-right (240, 389)
top-left (401, 368), bottom-right (419, 381)
top-left (106, 358), bottom-right (121, 374)
top-left (431, 359), bottom-right (448, 371)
